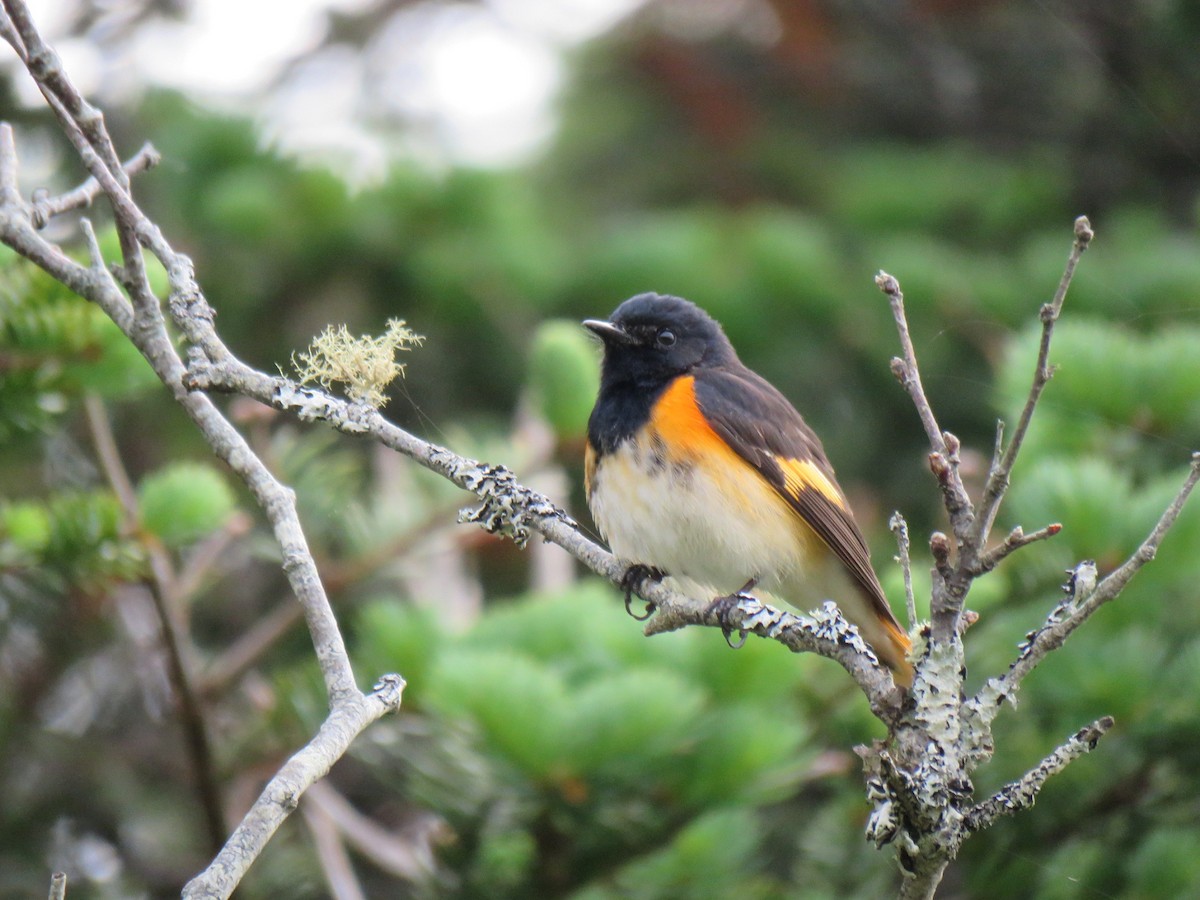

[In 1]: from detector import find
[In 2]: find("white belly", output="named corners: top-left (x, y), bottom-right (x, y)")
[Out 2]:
top-left (588, 436), bottom-right (813, 597)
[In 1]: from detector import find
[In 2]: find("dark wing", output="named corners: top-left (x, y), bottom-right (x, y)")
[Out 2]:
top-left (693, 365), bottom-right (901, 629)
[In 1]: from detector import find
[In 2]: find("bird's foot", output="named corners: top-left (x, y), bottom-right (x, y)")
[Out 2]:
top-left (620, 564), bottom-right (666, 621)
top-left (706, 578), bottom-right (759, 649)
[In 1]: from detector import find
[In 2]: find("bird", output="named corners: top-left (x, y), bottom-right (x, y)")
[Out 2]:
top-left (582, 293), bottom-right (913, 687)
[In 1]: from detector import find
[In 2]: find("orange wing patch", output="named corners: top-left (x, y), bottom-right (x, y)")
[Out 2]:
top-left (777, 457), bottom-right (846, 511)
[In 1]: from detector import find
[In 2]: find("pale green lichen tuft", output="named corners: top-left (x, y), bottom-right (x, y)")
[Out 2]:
top-left (290, 318), bottom-right (423, 408)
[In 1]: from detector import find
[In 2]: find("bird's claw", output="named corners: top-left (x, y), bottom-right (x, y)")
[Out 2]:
top-left (707, 578), bottom-right (758, 649)
top-left (620, 564), bottom-right (665, 621)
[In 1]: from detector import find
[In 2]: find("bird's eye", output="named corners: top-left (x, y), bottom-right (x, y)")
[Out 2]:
top-left (656, 329), bottom-right (676, 348)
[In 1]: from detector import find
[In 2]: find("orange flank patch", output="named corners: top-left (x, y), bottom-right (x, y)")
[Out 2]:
top-left (648, 376), bottom-right (746, 466)
top-left (777, 457), bottom-right (846, 510)
top-left (651, 376), bottom-right (844, 512)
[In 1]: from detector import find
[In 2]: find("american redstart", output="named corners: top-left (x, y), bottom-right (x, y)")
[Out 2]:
top-left (583, 293), bottom-right (913, 687)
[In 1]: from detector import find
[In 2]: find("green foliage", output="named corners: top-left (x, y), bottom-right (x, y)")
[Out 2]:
top-left (0, 246), bottom-right (156, 441)
top-left (528, 320), bottom-right (600, 440)
top-left (354, 585), bottom-right (818, 894)
top-left (137, 461), bottom-right (237, 546)
top-left (998, 318), bottom-right (1200, 467)
top-left (826, 143), bottom-right (1069, 243)
top-left (570, 807), bottom-right (782, 900)
top-left (1, 490), bottom-right (144, 593)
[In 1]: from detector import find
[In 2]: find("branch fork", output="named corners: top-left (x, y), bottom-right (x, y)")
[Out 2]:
top-left (867, 216), bottom-right (1199, 898)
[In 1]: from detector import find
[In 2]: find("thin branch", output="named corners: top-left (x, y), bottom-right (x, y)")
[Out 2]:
top-left (2, 0), bottom-right (127, 183)
top-left (889, 511), bottom-right (917, 629)
top-left (878, 271), bottom-right (974, 553)
top-left (172, 512), bottom-right (254, 608)
top-left (82, 392), bottom-right (140, 512)
top-left (966, 454), bottom-right (1200, 760)
top-left (182, 351), bottom-right (906, 721)
top-left (971, 521), bottom-right (1062, 576)
top-left (198, 593), bottom-right (305, 698)
top-left (77, 217), bottom-right (135, 329)
top-left (878, 271), bottom-right (947, 455)
top-left (1, 1), bottom-right (156, 329)
top-left (974, 216), bottom-right (1093, 547)
top-left (47, 873), bottom-right (66, 900)
top-left (182, 677), bottom-right (406, 900)
top-left (965, 717), bottom-right (1114, 833)
top-left (1008, 453), bottom-right (1199, 685)
top-left (0, 121), bottom-right (19, 208)
top-left (306, 781), bottom-right (442, 883)
top-left (302, 798), bottom-right (368, 900)
top-left (30, 142), bottom-right (161, 229)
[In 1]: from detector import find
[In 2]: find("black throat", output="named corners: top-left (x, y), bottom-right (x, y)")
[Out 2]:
top-left (587, 374), bottom-right (673, 457)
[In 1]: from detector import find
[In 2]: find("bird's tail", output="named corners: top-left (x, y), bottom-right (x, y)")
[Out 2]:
top-left (876, 618), bottom-right (914, 689)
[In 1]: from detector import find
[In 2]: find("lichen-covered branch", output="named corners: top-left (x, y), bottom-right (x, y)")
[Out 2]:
top-left (0, 2), bottom-right (408, 896)
top-left (182, 348), bottom-right (905, 719)
top-left (863, 219), bottom-right (1197, 900)
top-left (964, 716), bottom-right (1114, 833)
top-left (966, 454), bottom-right (1200, 747)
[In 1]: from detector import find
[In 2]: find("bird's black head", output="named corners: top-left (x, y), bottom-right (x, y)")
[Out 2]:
top-left (583, 293), bottom-right (736, 390)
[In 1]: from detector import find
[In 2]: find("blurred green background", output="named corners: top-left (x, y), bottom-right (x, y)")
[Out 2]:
top-left (3, 0), bottom-right (1200, 897)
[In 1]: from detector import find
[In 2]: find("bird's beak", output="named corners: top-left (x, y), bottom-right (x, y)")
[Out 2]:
top-left (583, 318), bottom-right (634, 346)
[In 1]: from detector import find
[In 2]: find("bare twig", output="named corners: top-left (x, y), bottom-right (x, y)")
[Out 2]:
top-left (973, 453), bottom-right (1200, 718)
top-left (30, 142), bottom-right (161, 228)
top-left (47, 873), bottom-right (66, 900)
top-left (302, 798), bottom-right (368, 900)
top-left (971, 521), bottom-right (1063, 576)
top-left (878, 272), bottom-right (974, 558)
top-left (974, 216), bottom-right (1093, 547)
top-left (172, 512), bottom-right (254, 607)
top-left (878, 272), bottom-right (945, 455)
top-left (889, 512), bottom-right (917, 629)
top-left (306, 781), bottom-right (442, 883)
top-left (199, 593), bottom-right (304, 698)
